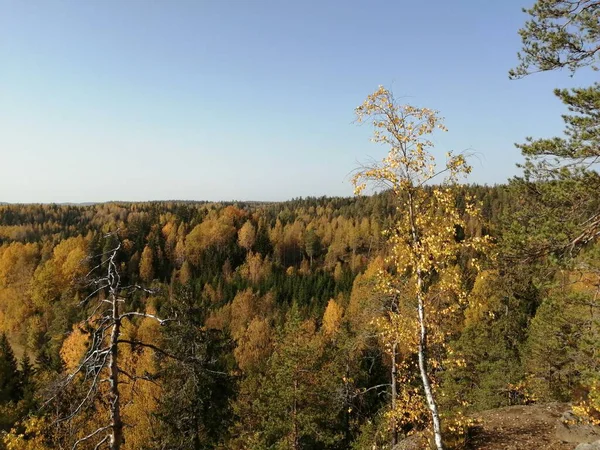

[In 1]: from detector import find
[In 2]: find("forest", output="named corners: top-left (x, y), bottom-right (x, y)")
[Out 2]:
top-left (0, 0), bottom-right (599, 449)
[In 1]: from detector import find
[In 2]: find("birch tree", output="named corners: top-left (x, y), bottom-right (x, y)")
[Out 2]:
top-left (352, 86), bottom-right (490, 449)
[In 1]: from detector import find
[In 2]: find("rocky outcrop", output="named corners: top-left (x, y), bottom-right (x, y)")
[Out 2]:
top-left (393, 434), bottom-right (425, 450)
top-left (575, 440), bottom-right (600, 450)
top-left (556, 410), bottom-right (600, 444)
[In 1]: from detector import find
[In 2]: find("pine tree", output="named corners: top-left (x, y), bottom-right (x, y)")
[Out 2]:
top-left (19, 351), bottom-right (36, 412)
top-left (0, 333), bottom-right (22, 433)
top-left (0, 334), bottom-right (20, 404)
top-left (232, 305), bottom-right (342, 449)
top-left (154, 286), bottom-right (234, 450)
top-left (510, 0), bottom-right (600, 257)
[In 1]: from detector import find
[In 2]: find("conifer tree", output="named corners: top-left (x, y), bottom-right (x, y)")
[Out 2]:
top-left (19, 351), bottom-right (36, 412)
top-left (0, 333), bottom-right (22, 433)
top-left (0, 333), bottom-right (20, 404)
top-left (154, 287), bottom-right (234, 450)
top-left (233, 305), bottom-right (342, 449)
top-left (510, 0), bottom-right (600, 256)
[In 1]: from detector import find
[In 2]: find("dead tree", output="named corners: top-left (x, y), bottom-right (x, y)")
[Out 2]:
top-left (48, 233), bottom-right (170, 450)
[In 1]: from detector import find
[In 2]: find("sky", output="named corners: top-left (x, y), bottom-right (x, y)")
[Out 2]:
top-left (0, 0), bottom-right (597, 203)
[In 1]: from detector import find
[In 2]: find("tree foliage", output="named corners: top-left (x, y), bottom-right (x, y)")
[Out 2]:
top-left (353, 85), bottom-right (491, 449)
top-left (510, 0), bottom-right (600, 258)
top-left (510, 0), bottom-right (600, 77)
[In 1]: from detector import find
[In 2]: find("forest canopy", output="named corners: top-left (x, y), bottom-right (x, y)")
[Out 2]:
top-left (1, 0), bottom-right (599, 449)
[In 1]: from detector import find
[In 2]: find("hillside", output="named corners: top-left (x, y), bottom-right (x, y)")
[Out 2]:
top-left (0, 189), bottom-right (598, 449)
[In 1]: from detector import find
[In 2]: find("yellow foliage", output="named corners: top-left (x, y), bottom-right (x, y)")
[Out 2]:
top-left (139, 245), bottom-right (154, 283)
top-left (298, 258), bottom-right (311, 275)
top-left (573, 380), bottom-right (600, 426)
top-left (30, 236), bottom-right (88, 308)
top-left (322, 299), bottom-right (344, 337)
top-left (333, 262), bottom-right (343, 281)
top-left (3, 417), bottom-right (51, 450)
top-left (238, 220), bottom-right (257, 251)
top-left (347, 257), bottom-right (385, 336)
top-left (179, 260), bottom-right (193, 285)
top-left (185, 218), bottom-right (236, 266)
top-left (51, 236), bottom-right (89, 284)
top-left (234, 317), bottom-right (273, 372)
top-left (205, 303), bottom-right (232, 330)
top-left (60, 324), bottom-right (90, 372)
top-left (564, 268), bottom-right (600, 296)
top-left (239, 252), bottom-right (271, 284)
top-left (119, 309), bottom-right (162, 449)
top-left (464, 270), bottom-right (503, 326)
top-left (0, 242), bottom-right (39, 287)
top-left (352, 85), bottom-right (493, 439)
top-left (229, 289), bottom-right (261, 340)
top-left (0, 243), bottom-right (39, 338)
top-left (161, 221), bottom-right (175, 239)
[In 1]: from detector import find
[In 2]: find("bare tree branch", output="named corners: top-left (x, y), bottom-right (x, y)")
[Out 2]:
top-left (45, 232), bottom-right (172, 450)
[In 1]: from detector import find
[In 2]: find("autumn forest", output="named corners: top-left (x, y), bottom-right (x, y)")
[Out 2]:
top-left (1, 0), bottom-right (600, 449)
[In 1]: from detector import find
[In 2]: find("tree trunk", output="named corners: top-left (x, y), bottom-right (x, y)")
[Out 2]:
top-left (417, 282), bottom-right (444, 450)
top-left (108, 291), bottom-right (123, 450)
top-left (408, 191), bottom-right (444, 450)
top-left (293, 378), bottom-right (299, 450)
top-left (391, 341), bottom-right (398, 447)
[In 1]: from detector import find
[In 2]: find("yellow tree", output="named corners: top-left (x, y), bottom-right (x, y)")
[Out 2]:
top-left (238, 220), bottom-right (257, 252)
top-left (352, 86), bottom-right (490, 449)
top-left (322, 298), bottom-right (344, 337)
top-left (139, 245), bottom-right (154, 283)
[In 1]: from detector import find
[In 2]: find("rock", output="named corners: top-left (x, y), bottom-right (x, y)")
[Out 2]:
top-left (555, 410), bottom-right (600, 444)
top-left (393, 434), bottom-right (426, 450)
top-left (575, 440), bottom-right (600, 450)
top-left (562, 411), bottom-right (580, 425)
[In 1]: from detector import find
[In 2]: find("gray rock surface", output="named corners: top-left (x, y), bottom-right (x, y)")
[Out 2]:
top-left (555, 410), bottom-right (600, 444)
top-left (575, 440), bottom-right (600, 450)
top-left (393, 434), bottom-right (426, 450)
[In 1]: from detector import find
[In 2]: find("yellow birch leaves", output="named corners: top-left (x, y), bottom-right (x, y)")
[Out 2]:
top-left (353, 85), bottom-right (492, 433)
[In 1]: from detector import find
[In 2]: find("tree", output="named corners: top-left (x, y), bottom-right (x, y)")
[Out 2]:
top-left (0, 334), bottom-right (20, 405)
top-left (238, 220), bottom-right (257, 252)
top-left (139, 245), bottom-right (155, 283)
top-left (238, 252), bottom-right (271, 285)
top-left (234, 317), bottom-right (273, 373)
top-left (510, 0), bottom-right (600, 256)
top-left (509, 0), bottom-right (599, 77)
top-left (47, 235), bottom-right (170, 450)
top-left (524, 245), bottom-right (600, 415)
top-left (322, 298), bottom-right (344, 337)
top-left (508, 2), bottom-right (600, 420)
top-left (232, 305), bottom-right (342, 449)
top-left (3, 417), bottom-right (52, 450)
top-left (304, 228), bottom-right (321, 266)
top-left (442, 270), bottom-right (534, 411)
top-left (185, 217), bottom-right (236, 266)
top-left (352, 86), bottom-right (490, 449)
top-left (19, 351), bottom-right (36, 409)
top-left (0, 333), bottom-right (22, 433)
top-left (153, 286), bottom-right (234, 450)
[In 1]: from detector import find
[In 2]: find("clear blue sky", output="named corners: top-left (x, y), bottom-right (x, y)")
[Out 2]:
top-left (1, 0), bottom-right (596, 203)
